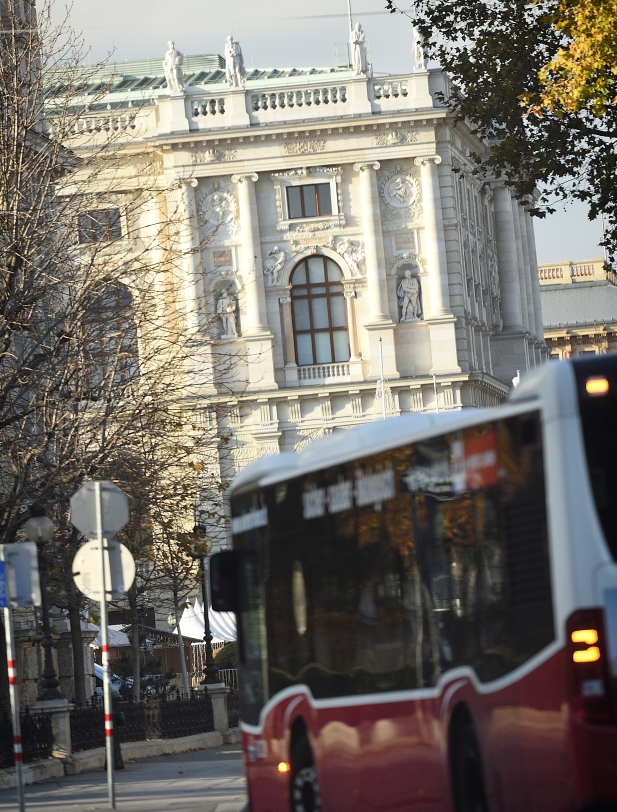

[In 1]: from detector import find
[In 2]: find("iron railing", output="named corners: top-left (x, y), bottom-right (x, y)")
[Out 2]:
top-left (0, 708), bottom-right (54, 769)
top-left (70, 692), bottom-right (214, 752)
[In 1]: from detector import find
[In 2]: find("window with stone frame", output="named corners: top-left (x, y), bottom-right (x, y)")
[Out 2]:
top-left (286, 184), bottom-right (333, 219)
top-left (291, 256), bottom-right (350, 366)
top-left (82, 282), bottom-right (139, 391)
top-left (78, 208), bottom-right (122, 244)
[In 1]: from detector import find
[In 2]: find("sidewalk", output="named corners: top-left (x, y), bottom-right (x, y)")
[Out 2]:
top-left (0, 744), bottom-right (247, 812)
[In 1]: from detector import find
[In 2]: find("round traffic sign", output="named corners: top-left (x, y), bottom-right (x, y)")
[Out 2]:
top-left (72, 538), bottom-right (135, 602)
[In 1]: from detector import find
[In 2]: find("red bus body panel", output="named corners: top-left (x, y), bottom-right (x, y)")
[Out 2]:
top-left (242, 648), bottom-right (617, 812)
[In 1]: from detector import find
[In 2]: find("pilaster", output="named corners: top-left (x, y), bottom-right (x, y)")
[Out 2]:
top-left (511, 195), bottom-right (531, 335)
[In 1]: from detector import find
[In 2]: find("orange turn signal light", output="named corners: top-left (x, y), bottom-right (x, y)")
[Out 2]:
top-left (571, 629), bottom-right (599, 645)
top-left (573, 647), bottom-right (601, 663)
top-left (277, 762), bottom-right (291, 773)
top-left (586, 377), bottom-right (609, 396)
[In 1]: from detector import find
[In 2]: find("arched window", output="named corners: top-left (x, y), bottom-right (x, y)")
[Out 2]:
top-left (83, 283), bottom-right (139, 390)
top-left (291, 256), bottom-right (349, 366)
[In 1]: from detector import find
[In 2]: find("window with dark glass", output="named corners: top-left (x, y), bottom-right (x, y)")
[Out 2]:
top-left (291, 257), bottom-right (349, 366)
top-left (286, 184), bottom-right (332, 219)
top-left (78, 208), bottom-right (122, 244)
top-left (82, 283), bottom-right (139, 390)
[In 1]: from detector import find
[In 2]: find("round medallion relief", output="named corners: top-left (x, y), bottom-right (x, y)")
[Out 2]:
top-left (383, 174), bottom-right (418, 208)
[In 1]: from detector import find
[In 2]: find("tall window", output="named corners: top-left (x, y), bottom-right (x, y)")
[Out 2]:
top-left (78, 208), bottom-right (122, 244)
top-left (82, 283), bottom-right (139, 389)
top-left (286, 184), bottom-right (332, 219)
top-left (291, 257), bottom-right (349, 366)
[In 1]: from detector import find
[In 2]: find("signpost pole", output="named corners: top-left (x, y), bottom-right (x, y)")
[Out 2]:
top-left (3, 603), bottom-right (25, 812)
top-left (96, 482), bottom-right (115, 809)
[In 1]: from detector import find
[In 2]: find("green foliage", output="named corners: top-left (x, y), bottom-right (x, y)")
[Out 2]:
top-left (395, 0), bottom-right (617, 260)
top-left (214, 642), bottom-right (237, 669)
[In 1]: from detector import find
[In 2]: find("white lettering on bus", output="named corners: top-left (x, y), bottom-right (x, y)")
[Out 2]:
top-left (231, 507), bottom-right (268, 534)
top-left (302, 485), bottom-right (327, 519)
top-left (354, 465), bottom-right (395, 508)
top-left (302, 467), bottom-right (395, 519)
top-left (327, 479), bottom-right (353, 514)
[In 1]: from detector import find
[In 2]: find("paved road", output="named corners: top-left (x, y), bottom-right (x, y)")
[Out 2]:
top-left (0, 744), bottom-right (247, 812)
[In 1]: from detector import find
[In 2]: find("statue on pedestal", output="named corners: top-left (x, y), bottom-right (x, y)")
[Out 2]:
top-left (163, 41), bottom-right (186, 94)
top-left (225, 36), bottom-right (246, 88)
top-left (351, 23), bottom-right (369, 77)
top-left (217, 289), bottom-right (238, 336)
top-left (397, 270), bottom-right (422, 321)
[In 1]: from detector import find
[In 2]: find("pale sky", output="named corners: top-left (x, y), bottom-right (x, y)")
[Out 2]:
top-left (53, 0), bottom-right (605, 265)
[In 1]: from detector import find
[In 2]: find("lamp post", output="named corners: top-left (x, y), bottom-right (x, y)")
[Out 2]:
top-left (24, 503), bottom-right (64, 701)
top-left (189, 525), bottom-right (219, 685)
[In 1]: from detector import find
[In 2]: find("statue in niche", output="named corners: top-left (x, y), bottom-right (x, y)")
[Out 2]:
top-left (225, 36), bottom-right (246, 88)
top-left (351, 23), bottom-right (369, 77)
top-left (412, 26), bottom-right (427, 71)
top-left (216, 289), bottom-right (238, 337)
top-left (264, 246), bottom-right (287, 286)
top-left (336, 238), bottom-right (365, 278)
top-left (397, 270), bottom-right (422, 321)
top-left (163, 41), bottom-right (186, 94)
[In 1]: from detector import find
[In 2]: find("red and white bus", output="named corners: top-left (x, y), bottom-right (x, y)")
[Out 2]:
top-left (212, 355), bottom-right (617, 812)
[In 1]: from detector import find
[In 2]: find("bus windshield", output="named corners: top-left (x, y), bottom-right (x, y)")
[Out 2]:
top-left (231, 410), bottom-right (554, 720)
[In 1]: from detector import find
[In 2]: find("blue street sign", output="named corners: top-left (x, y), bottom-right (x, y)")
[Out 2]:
top-left (0, 561), bottom-right (7, 609)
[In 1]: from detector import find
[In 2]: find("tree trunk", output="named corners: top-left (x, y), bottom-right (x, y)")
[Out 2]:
top-left (129, 587), bottom-right (140, 702)
top-left (68, 595), bottom-right (87, 706)
top-left (175, 606), bottom-right (190, 696)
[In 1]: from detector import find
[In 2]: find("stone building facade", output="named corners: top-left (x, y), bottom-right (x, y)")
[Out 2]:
top-left (539, 258), bottom-right (617, 358)
top-left (62, 35), bottom-right (547, 503)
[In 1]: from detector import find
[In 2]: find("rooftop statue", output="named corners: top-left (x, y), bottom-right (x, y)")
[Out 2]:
top-left (225, 36), bottom-right (246, 89)
top-left (163, 41), bottom-right (186, 94)
top-left (412, 26), bottom-right (427, 72)
top-left (351, 23), bottom-right (369, 77)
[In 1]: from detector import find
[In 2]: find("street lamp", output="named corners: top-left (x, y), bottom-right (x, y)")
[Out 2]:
top-left (188, 525), bottom-right (219, 685)
top-left (24, 503), bottom-right (64, 702)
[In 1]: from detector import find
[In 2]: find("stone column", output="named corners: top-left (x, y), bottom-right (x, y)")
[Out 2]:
top-left (352, 162), bottom-right (390, 322)
top-left (352, 161), bottom-right (399, 379)
top-left (232, 173), bottom-right (277, 389)
top-left (176, 179), bottom-right (204, 335)
top-left (144, 193), bottom-right (173, 327)
top-left (493, 186), bottom-right (524, 332)
top-left (231, 173), bottom-right (269, 335)
top-left (517, 205), bottom-right (537, 339)
top-left (279, 295), bottom-right (298, 384)
top-left (415, 155), bottom-right (451, 318)
top-left (524, 206), bottom-right (545, 343)
top-left (511, 195), bottom-right (531, 334)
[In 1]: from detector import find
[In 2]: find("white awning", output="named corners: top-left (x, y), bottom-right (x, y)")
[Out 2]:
top-left (90, 624), bottom-right (131, 649)
top-left (173, 597), bottom-right (236, 644)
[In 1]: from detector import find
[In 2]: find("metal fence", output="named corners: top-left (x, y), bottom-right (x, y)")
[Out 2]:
top-left (218, 668), bottom-right (238, 689)
top-left (0, 708), bottom-right (54, 769)
top-left (70, 692), bottom-right (214, 753)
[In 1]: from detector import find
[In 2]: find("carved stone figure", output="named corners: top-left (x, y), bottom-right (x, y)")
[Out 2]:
top-left (216, 289), bottom-right (238, 336)
top-left (336, 239), bottom-right (365, 278)
top-left (383, 174), bottom-right (418, 208)
top-left (199, 184), bottom-right (239, 240)
top-left (264, 246), bottom-right (287, 286)
top-left (412, 26), bottom-right (427, 71)
top-left (397, 270), bottom-right (422, 321)
top-left (351, 23), bottom-right (369, 77)
top-left (225, 36), bottom-right (246, 88)
top-left (163, 41), bottom-right (185, 94)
